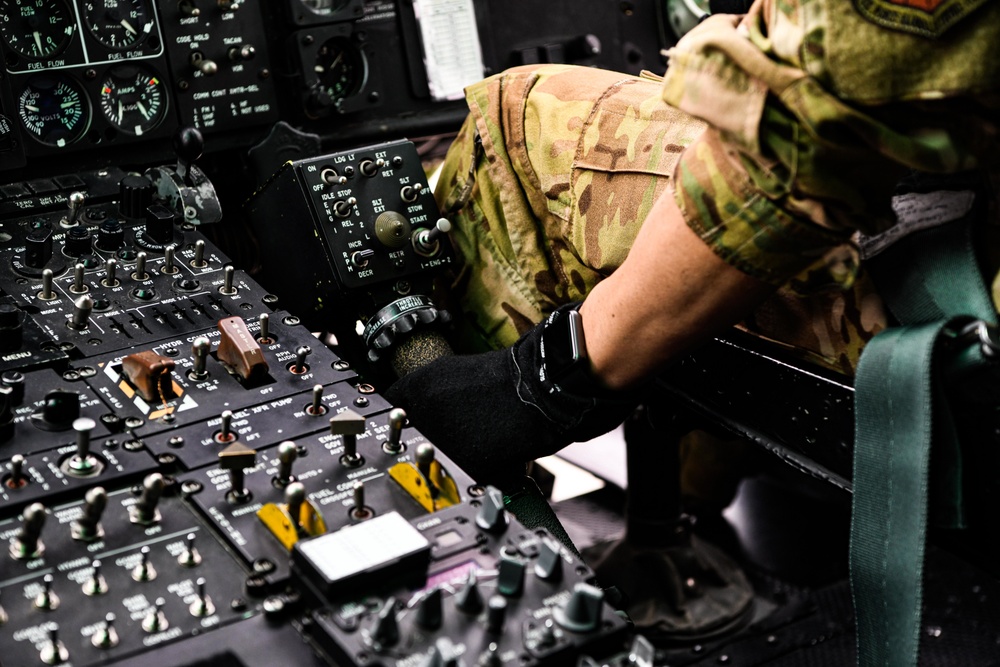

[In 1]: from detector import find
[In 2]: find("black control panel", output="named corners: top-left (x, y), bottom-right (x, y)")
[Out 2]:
top-left (0, 144), bottom-right (635, 667)
top-left (246, 140), bottom-right (454, 324)
top-left (0, 0), bottom-right (666, 179)
top-left (0, 2), bottom-right (678, 665)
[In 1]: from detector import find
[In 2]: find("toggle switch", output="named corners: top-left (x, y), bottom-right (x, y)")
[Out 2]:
top-left (189, 577), bottom-right (215, 617)
top-left (330, 409), bottom-right (366, 467)
top-left (220, 441), bottom-right (256, 503)
top-left (477, 643), bottom-right (502, 667)
top-left (162, 244), bottom-right (179, 274)
top-left (290, 345), bottom-right (311, 374)
top-left (192, 239), bottom-right (208, 268)
top-left (413, 218), bottom-right (453, 256)
top-left (334, 197), bottom-right (356, 218)
top-left (383, 408), bottom-right (406, 454)
top-left (190, 51), bottom-right (218, 75)
top-left (215, 410), bottom-right (236, 443)
top-left (132, 545), bottom-right (157, 582)
top-left (227, 43), bottom-right (255, 61)
top-left (92, 613), bottom-right (119, 649)
top-left (178, 532), bottom-right (202, 567)
top-left (34, 573), bottom-right (60, 611)
top-left (274, 440), bottom-right (298, 488)
top-left (69, 294), bottom-right (93, 330)
top-left (122, 350), bottom-right (178, 404)
top-left (400, 182), bottom-right (424, 203)
top-left (189, 337), bottom-right (211, 381)
top-left (349, 481), bottom-right (373, 521)
top-left (359, 158), bottom-right (385, 177)
top-left (71, 486), bottom-right (107, 541)
top-left (60, 191), bottom-right (86, 228)
top-left (62, 417), bottom-right (102, 477)
top-left (306, 384), bottom-right (326, 416)
top-left (83, 559), bottom-right (108, 596)
top-left (219, 265), bottom-right (237, 295)
top-left (350, 248), bottom-right (375, 268)
top-left (142, 597), bottom-right (169, 633)
top-left (130, 473), bottom-right (165, 525)
top-left (132, 251), bottom-right (150, 281)
top-left (40, 624), bottom-right (68, 665)
top-left (103, 258), bottom-right (119, 287)
top-left (10, 502), bottom-right (46, 559)
top-left (5, 454), bottom-right (27, 489)
top-left (389, 443), bottom-right (461, 512)
top-left (256, 481), bottom-right (328, 549)
top-left (38, 268), bottom-right (55, 301)
top-left (70, 262), bottom-right (88, 294)
top-left (257, 313), bottom-right (273, 344)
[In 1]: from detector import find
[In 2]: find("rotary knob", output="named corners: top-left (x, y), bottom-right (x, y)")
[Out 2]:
top-left (96, 219), bottom-right (126, 251)
top-left (118, 175), bottom-right (154, 220)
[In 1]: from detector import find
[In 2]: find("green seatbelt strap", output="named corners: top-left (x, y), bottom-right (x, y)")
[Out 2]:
top-left (852, 216), bottom-right (996, 667)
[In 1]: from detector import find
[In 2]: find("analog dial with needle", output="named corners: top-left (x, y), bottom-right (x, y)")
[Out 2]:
top-left (99, 65), bottom-right (167, 135)
top-left (309, 37), bottom-right (365, 113)
top-left (17, 74), bottom-right (90, 147)
top-left (84, 0), bottom-right (154, 50)
top-left (0, 0), bottom-right (75, 60)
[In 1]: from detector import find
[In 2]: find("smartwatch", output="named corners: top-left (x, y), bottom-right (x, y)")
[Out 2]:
top-left (540, 305), bottom-right (609, 396)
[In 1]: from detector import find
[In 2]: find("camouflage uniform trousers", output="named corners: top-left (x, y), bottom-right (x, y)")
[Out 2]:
top-left (435, 0), bottom-right (1000, 373)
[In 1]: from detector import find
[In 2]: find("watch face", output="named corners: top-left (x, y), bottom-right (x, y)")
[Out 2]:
top-left (542, 308), bottom-right (586, 384)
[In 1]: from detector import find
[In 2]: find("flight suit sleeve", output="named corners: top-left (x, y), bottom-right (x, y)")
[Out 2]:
top-left (662, 0), bottom-right (1000, 285)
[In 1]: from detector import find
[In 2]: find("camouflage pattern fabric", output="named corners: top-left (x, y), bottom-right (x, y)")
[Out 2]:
top-left (663, 0), bottom-right (1000, 285)
top-left (435, 65), bottom-right (706, 351)
top-left (435, 0), bottom-right (999, 372)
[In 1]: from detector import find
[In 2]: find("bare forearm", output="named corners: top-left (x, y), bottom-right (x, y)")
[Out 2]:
top-left (580, 191), bottom-right (774, 391)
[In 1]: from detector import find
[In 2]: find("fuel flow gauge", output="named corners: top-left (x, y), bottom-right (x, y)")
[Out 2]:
top-left (84, 0), bottom-right (155, 50)
top-left (99, 65), bottom-right (167, 136)
top-left (0, 0), bottom-right (75, 60)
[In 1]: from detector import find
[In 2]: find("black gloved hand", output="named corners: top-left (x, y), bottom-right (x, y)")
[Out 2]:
top-left (385, 304), bottom-right (640, 487)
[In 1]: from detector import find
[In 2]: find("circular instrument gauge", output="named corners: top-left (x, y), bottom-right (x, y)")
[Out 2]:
top-left (299, 0), bottom-right (350, 16)
top-left (17, 74), bottom-right (90, 147)
top-left (312, 37), bottom-right (365, 110)
top-left (84, 0), bottom-right (154, 50)
top-left (100, 65), bottom-right (167, 135)
top-left (0, 0), bottom-right (74, 60)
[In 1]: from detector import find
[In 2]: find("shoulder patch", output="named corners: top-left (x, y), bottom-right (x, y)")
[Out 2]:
top-left (852, 0), bottom-right (992, 38)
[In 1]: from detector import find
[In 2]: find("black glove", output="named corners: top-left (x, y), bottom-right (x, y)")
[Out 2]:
top-left (385, 304), bottom-right (640, 487)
